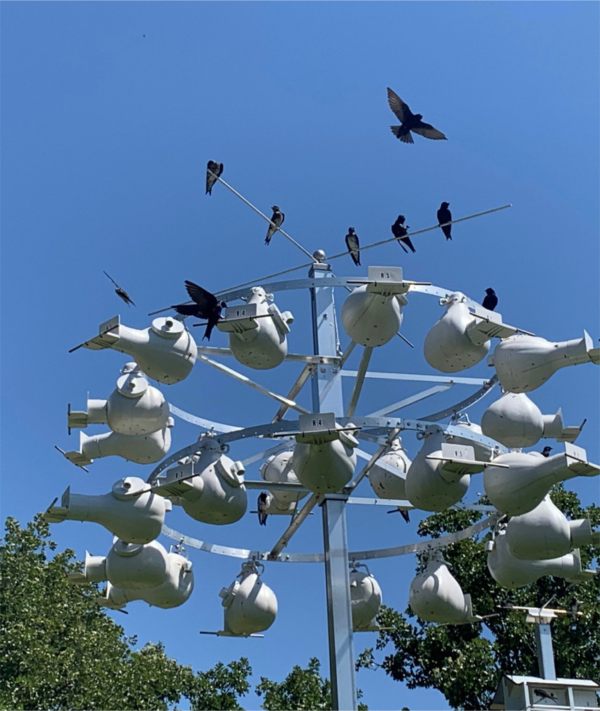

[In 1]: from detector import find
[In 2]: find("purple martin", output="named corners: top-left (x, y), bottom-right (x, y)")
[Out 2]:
top-left (257, 492), bottom-right (269, 526)
top-left (437, 202), bottom-right (453, 240)
top-left (265, 205), bottom-right (285, 245)
top-left (205, 160), bottom-right (223, 195)
top-left (387, 507), bottom-right (410, 523)
top-left (391, 215), bottom-right (416, 253)
top-left (103, 271), bottom-right (135, 306)
top-left (541, 446), bottom-right (553, 458)
top-left (387, 88), bottom-right (447, 144)
top-left (173, 280), bottom-right (225, 341)
top-left (482, 288), bottom-right (498, 311)
top-left (533, 689), bottom-right (558, 704)
top-left (345, 227), bottom-right (361, 266)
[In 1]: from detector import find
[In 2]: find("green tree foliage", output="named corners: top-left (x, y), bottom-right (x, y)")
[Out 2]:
top-left (256, 658), bottom-right (369, 711)
top-left (357, 486), bottom-right (600, 710)
top-left (0, 515), bottom-right (251, 710)
top-left (188, 659), bottom-right (252, 710)
top-left (256, 657), bottom-right (332, 710)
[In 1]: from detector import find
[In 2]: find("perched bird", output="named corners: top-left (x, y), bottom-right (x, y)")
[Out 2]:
top-left (172, 280), bottom-right (225, 341)
top-left (541, 446), bottom-right (553, 458)
top-left (387, 87), bottom-right (447, 144)
top-left (103, 271), bottom-right (135, 306)
top-left (345, 227), bottom-right (361, 266)
top-left (482, 288), bottom-right (498, 311)
top-left (569, 601), bottom-right (580, 623)
top-left (437, 202), bottom-right (453, 240)
top-left (257, 492), bottom-right (269, 526)
top-left (533, 689), bottom-right (558, 704)
top-left (387, 507), bottom-right (410, 523)
top-left (391, 215), bottom-right (416, 253)
top-left (265, 205), bottom-right (285, 245)
top-left (205, 160), bottom-right (223, 195)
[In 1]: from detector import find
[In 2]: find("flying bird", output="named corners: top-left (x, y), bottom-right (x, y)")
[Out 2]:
top-left (345, 227), bottom-right (361, 266)
top-left (387, 87), bottom-right (447, 144)
top-left (541, 446), bottom-right (553, 458)
top-left (257, 492), bottom-right (269, 526)
top-left (103, 271), bottom-right (135, 306)
top-left (205, 160), bottom-right (223, 195)
top-left (533, 689), bottom-right (558, 704)
top-left (172, 280), bottom-right (225, 341)
top-left (387, 507), bottom-right (410, 523)
top-left (391, 215), bottom-right (416, 253)
top-left (437, 202), bottom-right (453, 240)
top-left (482, 288), bottom-right (498, 311)
top-left (265, 205), bottom-right (285, 245)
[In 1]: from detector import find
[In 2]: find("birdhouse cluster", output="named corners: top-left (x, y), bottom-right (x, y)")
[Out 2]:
top-left (49, 120), bottom-right (599, 656)
top-left (64, 363), bottom-right (174, 466)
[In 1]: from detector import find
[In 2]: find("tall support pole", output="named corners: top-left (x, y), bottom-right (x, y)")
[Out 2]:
top-left (534, 623), bottom-right (557, 680)
top-left (309, 260), bottom-right (357, 710)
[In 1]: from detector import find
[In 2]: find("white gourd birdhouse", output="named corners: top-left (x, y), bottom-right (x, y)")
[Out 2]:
top-left (45, 476), bottom-right (171, 544)
top-left (218, 287), bottom-right (294, 370)
top-left (409, 551), bottom-right (481, 624)
top-left (220, 562), bottom-right (278, 636)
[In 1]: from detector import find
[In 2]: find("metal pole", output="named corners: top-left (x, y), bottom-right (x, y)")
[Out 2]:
top-left (309, 260), bottom-right (357, 711)
top-left (212, 173), bottom-right (317, 262)
top-left (534, 623), bottom-right (557, 680)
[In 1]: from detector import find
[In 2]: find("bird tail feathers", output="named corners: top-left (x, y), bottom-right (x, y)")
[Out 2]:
top-left (391, 126), bottom-right (414, 143)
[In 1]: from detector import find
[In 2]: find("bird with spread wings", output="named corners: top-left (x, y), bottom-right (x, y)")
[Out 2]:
top-left (172, 281), bottom-right (225, 341)
top-left (387, 87), bottom-right (447, 144)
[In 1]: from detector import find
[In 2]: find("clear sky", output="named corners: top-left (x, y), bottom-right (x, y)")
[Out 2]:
top-left (1, 2), bottom-right (599, 709)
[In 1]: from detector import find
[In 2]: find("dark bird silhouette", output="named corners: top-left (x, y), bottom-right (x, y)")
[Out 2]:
top-left (533, 688), bottom-right (558, 704)
top-left (257, 492), bottom-right (269, 526)
top-left (345, 227), bottom-right (361, 266)
top-left (387, 87), bottom-right (447, 144)
top-left (103, 271), bottom-right (135, 306)
top-left (205, 160), bottom-right (223, 195)
top-left (482, 288), bottom-right (498, 311)
top-left (173, 280), bottom-right (225, 341)
top-left (387, 507), bottom-right (410, 523)
top-left (265, 205), bottom-right (285, 245)
top-left (391, 215), bottom-right (416, 253)
top-left (541, 446), bottom-right (553, 458)
top-left (437, 202), bottom-right (453, 240)
top-left (569, 600), bottom-right (580, 623)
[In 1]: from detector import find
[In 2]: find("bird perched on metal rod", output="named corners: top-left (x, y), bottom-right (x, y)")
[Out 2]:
top-left (391, 215), bottom-right (416, 253)
top-left (103, 271), bottom-right (135, 306)
top-left (257, 492), bottom-right (269, 526)
top-left (437, 202), bottom-right (453, 240)
top-left (172, 280), bottom-right (226, 341)
top-left (345, 227), bottom-right (361, 266)
top-left (265, 205), bottom-right (285, 245)
top-left (205, 160), bottom-right (223, 195)
top-left (533, 689), bottom-right (559, 704)
top-left (482, 288), bottom-right (498, 311)
top-left (387, 88), bottom-right (447, 144)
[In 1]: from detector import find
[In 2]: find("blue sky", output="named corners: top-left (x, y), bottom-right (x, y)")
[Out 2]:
top-left (1, 2), bottom-right (599, 709)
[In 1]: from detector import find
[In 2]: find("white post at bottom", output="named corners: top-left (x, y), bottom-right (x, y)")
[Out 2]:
top-left (322, 495), bottom-right (357, 710)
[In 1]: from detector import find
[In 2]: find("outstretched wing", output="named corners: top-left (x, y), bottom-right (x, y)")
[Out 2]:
top-left (103, 270), bottom-right (120, 288)
top-left (387, 88), bottom-right (412, 122)
top-left (173, 303), bottom-right (200, 316)
top-left (412, 122), bottom-right (447, 140)
top-left (184, 280), bottom-right (218, 314)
